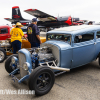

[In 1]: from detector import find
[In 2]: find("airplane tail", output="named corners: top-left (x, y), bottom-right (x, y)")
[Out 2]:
top-left (4, 6), bottom-right (28, 24)
top-left (64, 16), bottom-right (72, 25)
top-left (12, 6), bottom-right (24, 20)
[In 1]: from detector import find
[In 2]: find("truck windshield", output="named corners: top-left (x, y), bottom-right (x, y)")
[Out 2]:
top-left (0, 28), bottom-right (8, 34)
top-left (47, 34), bottom-right (71, 44)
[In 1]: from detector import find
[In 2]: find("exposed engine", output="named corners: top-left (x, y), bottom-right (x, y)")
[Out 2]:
top-left (31, 47), bottom-right (55, 68)
top-left (0, 40), bottom-right (11, 48)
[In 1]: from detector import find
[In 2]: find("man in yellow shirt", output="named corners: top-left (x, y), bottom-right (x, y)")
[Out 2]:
top-left (10, 22), bottom-right (27, 54)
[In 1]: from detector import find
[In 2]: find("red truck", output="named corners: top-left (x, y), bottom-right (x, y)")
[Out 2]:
top-left (0, 25), bottom-right (11, 40)
top-left (0, 25), bottom-right (27, 40)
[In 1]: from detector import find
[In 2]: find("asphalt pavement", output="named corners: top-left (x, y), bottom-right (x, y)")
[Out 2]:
top-left (1, 59), bottom-right (100, 100)
top-left (0, 32), bottom-right (100, 100)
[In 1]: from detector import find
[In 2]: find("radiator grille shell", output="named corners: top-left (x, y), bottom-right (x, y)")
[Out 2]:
top-left (18, 52), bottom-right (28, 78)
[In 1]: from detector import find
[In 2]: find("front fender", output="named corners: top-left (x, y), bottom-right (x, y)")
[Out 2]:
top-left (18, 49), bottom-right (32, 73)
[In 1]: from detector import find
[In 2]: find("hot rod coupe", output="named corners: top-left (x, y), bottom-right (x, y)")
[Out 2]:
top-left (5, 25), bottom-right (100, 96)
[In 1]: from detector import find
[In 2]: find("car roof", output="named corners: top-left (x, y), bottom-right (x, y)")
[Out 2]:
top-left (47, 25), bottom-right (100, 35)
top-left (0, 25), bottom-right (11, 28)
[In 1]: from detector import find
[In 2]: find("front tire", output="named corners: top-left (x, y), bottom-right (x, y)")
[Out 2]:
top-left (0, 48), bottom-right (6, 63)
top-left (5, 54), bottom-right (18, 73)
top-left (28, 66), bottom-right (55, 96)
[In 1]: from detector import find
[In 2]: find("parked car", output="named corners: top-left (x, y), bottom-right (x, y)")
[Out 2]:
top-left (21, 26), bottom-right (27, 35)
top-left (5, 25), bottom-right (100, 96)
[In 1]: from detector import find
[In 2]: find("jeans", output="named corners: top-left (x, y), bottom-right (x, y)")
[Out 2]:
top-left (12, 40), bottom-right (21, 54)
top-left (30, 42), bottom-right (40, 48)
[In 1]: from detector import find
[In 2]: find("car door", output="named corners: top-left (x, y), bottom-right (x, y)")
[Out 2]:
top-left (95, 31), bottom-right (100, 58)
top-left (71, 32), bottom-right (95, 68)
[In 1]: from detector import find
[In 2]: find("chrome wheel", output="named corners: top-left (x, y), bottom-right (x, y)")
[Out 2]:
top-left (0, 48), bottom-right (6, 63)
top-left (0, 51), bottom-right (5, 61)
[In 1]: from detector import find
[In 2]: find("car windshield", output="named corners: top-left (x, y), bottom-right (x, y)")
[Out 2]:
top-left (47, 34), bottom-right (71, 44)
top-left (21, 27), bottom-right (27, 34)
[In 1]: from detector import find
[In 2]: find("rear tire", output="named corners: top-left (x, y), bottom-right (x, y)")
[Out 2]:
top-left (0, 48), bottom-right (6, 63)
top-left (5, 54), bottom-right (18, 73)
top-left (28, 66), bottom-right (55, 96)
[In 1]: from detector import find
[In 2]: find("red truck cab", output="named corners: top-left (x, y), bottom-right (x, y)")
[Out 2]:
top-left (0, 25), bottom-right (11, 40)
top-left (0, 25), bottom-right (28, 40)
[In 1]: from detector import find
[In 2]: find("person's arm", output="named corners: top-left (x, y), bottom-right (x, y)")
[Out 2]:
top-left (10, 29), bottom-right (13, 35)
top-left (26, 26), bottom-right (28, 38)
top-left (35, 25), bottom-right (42, 44)
top-left (20, 28), bottom-right (28, 40)
top-left (23, 35), bottom-right (28, 40)
top-left (36, 35), bottom-right (42, 44)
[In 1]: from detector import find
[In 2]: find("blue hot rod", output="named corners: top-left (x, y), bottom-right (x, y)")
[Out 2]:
top-left (5, 25), bottom-right (100, 96)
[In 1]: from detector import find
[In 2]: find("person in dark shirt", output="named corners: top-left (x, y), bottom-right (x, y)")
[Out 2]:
top-left (27, 18), bottom-right (42, 48)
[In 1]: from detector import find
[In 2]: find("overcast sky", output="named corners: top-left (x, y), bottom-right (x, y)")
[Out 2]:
top-left (0, 0), bottom-right (100, 25)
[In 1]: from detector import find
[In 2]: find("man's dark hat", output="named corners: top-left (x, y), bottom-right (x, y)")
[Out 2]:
top-left (32, 18), bottom-right (37, 22)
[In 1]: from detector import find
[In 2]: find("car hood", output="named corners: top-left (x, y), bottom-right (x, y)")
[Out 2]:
top-left (41, 40), bottom-right (71, 50)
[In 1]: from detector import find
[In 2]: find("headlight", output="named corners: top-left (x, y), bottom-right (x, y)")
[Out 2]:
top-left (22, 62), bottom-right (30, 71)
top-left (11, 56), bottom-right (18, 64)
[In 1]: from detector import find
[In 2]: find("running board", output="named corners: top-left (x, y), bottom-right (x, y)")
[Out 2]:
top-left (55, 71), bottom-right (66, 76)
top-left (48, 66), bottom-right (70, 71)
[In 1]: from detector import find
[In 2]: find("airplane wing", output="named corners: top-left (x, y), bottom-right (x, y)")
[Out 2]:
top-left (24, 9), bottom-right (57, 22)
top-left (4, 18), bottom-right (15, 22)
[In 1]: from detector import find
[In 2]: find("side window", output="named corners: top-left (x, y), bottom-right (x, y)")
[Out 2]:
top-left (97, 31), bottom-right (100, 38)
top-left (74, 32), bottom-right (94, 43)
top-left (0, 28), bottom-right (8, 34)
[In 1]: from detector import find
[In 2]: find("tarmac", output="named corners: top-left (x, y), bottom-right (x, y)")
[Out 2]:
top-left (1, 59), bottom-right (100, 100)
top-left (0, 32), bottom-right (100, 100)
